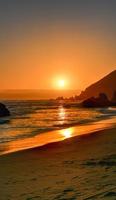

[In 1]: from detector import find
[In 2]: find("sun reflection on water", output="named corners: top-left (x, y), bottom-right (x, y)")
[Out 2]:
top-left (60, 128), bottom-right (73, 139)
top-left (58, 105), bottom-right (66, 122)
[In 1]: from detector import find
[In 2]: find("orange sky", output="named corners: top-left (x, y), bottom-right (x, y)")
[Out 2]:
top-left (0, 1), bottom-right (116, 90)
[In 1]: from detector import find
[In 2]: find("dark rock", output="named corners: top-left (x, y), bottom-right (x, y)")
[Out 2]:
top-left (111, 91), bottom-right (116, 106)
top-left (82, 97), bottom-right (97, 108)
top-left (0, 103), bottom-right (10, 117)
top-left (82, 93), bottom-right (111, 108)
top-left (97, 93), bottom-right (111, 106)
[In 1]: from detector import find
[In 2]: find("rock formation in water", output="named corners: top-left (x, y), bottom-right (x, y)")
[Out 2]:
top-left (82, 93), bottom-right (111, 107)
top-left (0, 103), bottom-right (10, 117)
top-left (111, 91), bottom-right (116, 106)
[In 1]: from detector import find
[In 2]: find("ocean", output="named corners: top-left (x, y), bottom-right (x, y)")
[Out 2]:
top-left (0, 100), bottom-right (116, 155)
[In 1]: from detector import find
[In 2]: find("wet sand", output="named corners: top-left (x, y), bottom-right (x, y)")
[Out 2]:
top-left (0, 127), bottom-right (116, 200)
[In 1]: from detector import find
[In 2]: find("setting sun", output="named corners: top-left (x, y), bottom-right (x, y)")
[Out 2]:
top-left (58, 79), bottom-right (66, 89)
top-left (52, 77), bottom-right (68, 90)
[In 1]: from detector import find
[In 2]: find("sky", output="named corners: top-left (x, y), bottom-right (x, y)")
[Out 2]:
top-left (0, 0), bottom-right (116, 90)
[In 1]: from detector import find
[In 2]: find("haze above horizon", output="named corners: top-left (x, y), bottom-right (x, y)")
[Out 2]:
top-left (0, 89), bottom-right (81, 100)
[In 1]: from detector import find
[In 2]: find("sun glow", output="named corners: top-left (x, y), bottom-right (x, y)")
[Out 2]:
top-left (53, 76), bottom-right (69, 90)
top-left (58, 79), bottom-right (66, 88)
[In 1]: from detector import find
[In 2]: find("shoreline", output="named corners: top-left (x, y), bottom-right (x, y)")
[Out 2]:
top-left (0, 117), bottom-right (116, 157)
top-left (1, 126), bottom-right (116, 157)
top-left (0, 116), bottom-right (116, 156)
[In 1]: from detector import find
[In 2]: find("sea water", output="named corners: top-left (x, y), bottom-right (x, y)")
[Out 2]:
top-left (0, 100), bottom-right (116, 154)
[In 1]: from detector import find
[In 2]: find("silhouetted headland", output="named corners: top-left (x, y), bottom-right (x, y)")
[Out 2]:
top-left (78, 70), bottom-right (116, 100)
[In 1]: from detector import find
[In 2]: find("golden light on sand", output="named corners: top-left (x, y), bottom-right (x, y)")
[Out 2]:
top-left (61, 128), bottom-right (73, 139)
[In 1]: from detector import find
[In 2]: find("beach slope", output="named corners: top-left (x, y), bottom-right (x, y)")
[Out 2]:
top-left (0, 128), bottom-right (116, 200)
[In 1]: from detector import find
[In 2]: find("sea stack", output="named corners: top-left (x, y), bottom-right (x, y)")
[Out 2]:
top-left (82, 93), bottom-right (111, 108)
top-left (0, 103), bottom-right (10, 117)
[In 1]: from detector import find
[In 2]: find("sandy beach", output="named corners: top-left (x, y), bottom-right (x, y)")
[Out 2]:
top-left (0, 127), bottom-right (116, 200)
top-left (0, 0), bottom-right (116, 199)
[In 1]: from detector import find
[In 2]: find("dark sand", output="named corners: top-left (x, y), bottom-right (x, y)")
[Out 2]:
top-left (0, 128), bottom-right (116, 200)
